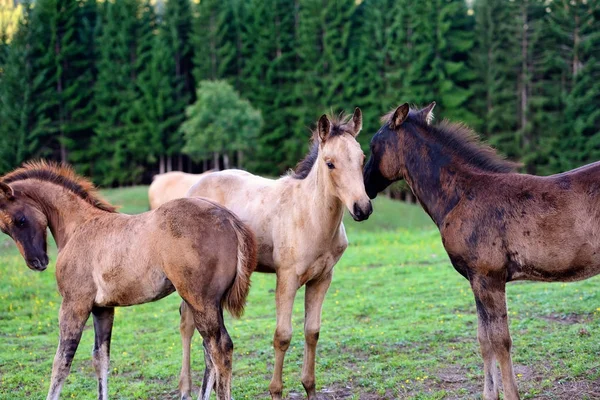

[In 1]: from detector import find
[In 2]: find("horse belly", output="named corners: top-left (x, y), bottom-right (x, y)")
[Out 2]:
top-left (508, 243), bottom-right (600, 282)
top-left (94, 268), bottom-right (176, 307)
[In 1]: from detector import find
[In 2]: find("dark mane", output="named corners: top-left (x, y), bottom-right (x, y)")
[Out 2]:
top-left (1, 160), bottom-right (117, 212)
top-left (291, 112), bottom-right (355, 179)
top-left (383, 108), bottom-right (520, 174)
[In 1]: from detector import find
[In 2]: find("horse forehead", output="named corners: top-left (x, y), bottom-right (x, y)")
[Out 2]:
top-left (325, 134), bottom-right (363, 161)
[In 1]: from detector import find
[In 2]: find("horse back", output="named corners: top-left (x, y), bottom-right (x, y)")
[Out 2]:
top-left (441, 167), bottom-right (600, 283)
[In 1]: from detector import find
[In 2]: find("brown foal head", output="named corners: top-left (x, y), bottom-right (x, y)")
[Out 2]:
top-left (363, 102), bottom-right (436, 198)
top-left (317, 108), bottom-right (373, 221)
top-left (0, 181), bottom-right (49, 271)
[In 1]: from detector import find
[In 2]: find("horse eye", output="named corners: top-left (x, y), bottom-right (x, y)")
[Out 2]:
top-left (16, 216), bottom-right (26, 227)
top-left (326, 161), bottom-right (335, 170)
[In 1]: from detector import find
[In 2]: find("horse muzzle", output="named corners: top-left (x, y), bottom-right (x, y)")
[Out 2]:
top-left (352, 201), bottom-right (373, 221)
top-left (27, 255), bottom-right (49, 271)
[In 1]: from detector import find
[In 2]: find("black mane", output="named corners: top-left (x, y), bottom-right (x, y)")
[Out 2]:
top-left (292, 112), bottom-right (354, 179)
top-left (402, 111), bottom-right (520, 174)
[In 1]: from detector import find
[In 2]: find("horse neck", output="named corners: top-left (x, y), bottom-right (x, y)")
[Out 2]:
top-left (400, 131), bottom-right (472, 227)
top-left (297, 158), bottom-right (345, 237)
top-left (18, 180), bottom-right (105, 250)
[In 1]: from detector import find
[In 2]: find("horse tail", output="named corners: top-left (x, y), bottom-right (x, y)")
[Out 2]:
top-left (223, 216), bottom-right (257, 318)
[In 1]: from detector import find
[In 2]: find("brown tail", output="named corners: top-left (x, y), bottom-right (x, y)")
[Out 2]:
top-left (222, 216), bottom-right (257, 318)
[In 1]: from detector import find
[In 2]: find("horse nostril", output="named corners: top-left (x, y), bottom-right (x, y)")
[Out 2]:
top-left (353, 203), bottom-right (363, 218)
top-left (366, 201), bottom-right (373, 216)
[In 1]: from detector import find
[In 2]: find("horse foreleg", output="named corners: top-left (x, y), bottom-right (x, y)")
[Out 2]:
top-left (179, 301), bottom-right (196, 400)
top-left (269, 273), bottom-right (299, 400)
top-left (47, 301), bottom-right (91, 400)
top-left (301, 273), bottom-right (332, 400)
top-left (470, 274), bottom-right (520, 400)
top-left (92, 306), bottom-right (114, 400)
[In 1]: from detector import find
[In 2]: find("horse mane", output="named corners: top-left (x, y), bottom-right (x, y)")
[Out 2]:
top-left (1, 160), bottom-right (117, 212)
top-left (291, 112), bottom-right (354, 179)
top-left (383, 107), bottom-right (520, 174)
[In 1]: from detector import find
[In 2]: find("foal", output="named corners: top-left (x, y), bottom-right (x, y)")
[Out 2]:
top-left (363, 103), bottom-right (600, 400)
top-left (148, 171), bottom-right (211, 210)
top-left (179, 109), bottom-right (372, 399)
top-left (0, 161), bottom-right (256, 400)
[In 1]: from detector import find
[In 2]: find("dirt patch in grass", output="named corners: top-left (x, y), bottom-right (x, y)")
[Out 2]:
top-left (435, 364), bottom-right (480, 398)
top-left (534, 378), bottom-right (600, 399)
top-left (288, 384), bottom-right (392, 399)
top-left (539, 313), bottom-right (592, 324)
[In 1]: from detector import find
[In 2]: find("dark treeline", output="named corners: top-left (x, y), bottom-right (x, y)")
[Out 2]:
top-left (0, 0), bottom-right (598, 186)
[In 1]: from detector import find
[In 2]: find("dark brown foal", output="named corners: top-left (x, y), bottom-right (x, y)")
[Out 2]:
top-left (363, 103), bottom-right (600, 400)
top-left (0, 161), bottom-right (257, 400)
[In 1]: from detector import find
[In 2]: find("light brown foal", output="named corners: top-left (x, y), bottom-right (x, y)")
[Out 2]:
top-left (148, 171), bottom-right (212, 210)
top-left (176, 109), bottom-right (372, 399)
top-left (0, 161), bottom-right (256, 400)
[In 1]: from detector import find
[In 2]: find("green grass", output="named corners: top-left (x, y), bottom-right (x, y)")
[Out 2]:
top-left (1, 187), bottom-right (599, 399)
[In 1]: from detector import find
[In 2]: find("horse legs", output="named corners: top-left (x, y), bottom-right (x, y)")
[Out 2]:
top-left (179, 301), bottom-right (196, 400)
top-left (269, 273), bottom-right (299, 400)
top-left (199, 339), bottom-right (216, 400)
top-left (92, 306), bottom-right (114, 400)
top-left (301, 273), bottom-right (332, 399)
top-left (470, 274), bottom-right (520, 400)
top-left (186, 302), bottom-right (233, 400)
top-left (477, 316), bottom-right (499, 399)
top-left (46, 301), bottom-right (91, 400)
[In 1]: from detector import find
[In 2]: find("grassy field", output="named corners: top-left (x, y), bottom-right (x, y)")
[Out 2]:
top-left (1, 187), bottom-right (600, 399)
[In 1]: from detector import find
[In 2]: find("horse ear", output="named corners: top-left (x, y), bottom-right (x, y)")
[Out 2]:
top-left (317, 114), bottom-right (331, 142)
top-left (351, 107), bottom-right (362, 137)
top-left (390, 103), bottom-right (410, 129)
top-left (420, 101), bottom-right (436, 124)
top-left (0, 182), bottom-right (14, 201)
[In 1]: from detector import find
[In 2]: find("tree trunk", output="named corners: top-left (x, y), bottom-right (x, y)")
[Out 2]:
top-left (167, 155), bottom-right (173, 172)
top-left (159, 154), bottom-right (165, 174)
top-left (202, 158), bottom-right (208, 172)
top-left (237, 149), bottom-right (243, 169)
top-left (223, 153), bottom-right (230, 170)
top-left (178, 154), bottom-right (183, 171)
top-left (213, 151), bottom-right (220, 171)
top-left (519, 2), bottom-right (529, 146)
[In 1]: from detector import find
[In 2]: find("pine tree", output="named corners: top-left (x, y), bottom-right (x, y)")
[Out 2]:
top-left (92, 0), bottom-right (145, 185)
top-left (472, 0), bottom-right (520, 159)
top-left (410, 0), bottom-right (477, 125)
top-left (544, 0), bottom-right (600, 172)
top-left (0, 3), bottom-right (35, 173)
top-left (158, 0), bottom-right (195, 171)
top-left (240, 0), bottom-right (299, 173)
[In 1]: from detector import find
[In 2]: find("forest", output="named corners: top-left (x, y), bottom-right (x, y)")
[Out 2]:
top-left (0, 0), bottom-right (598, 186)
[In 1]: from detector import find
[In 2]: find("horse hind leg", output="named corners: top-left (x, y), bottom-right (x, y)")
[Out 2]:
top-left (186, 302), bottom-right (233, 400)
top-left (92, 306), bottom-right (115, 400)
top-left (179, 301), bottom-right (196, 400)
top-left (470, 273), bottom-right (519, 400)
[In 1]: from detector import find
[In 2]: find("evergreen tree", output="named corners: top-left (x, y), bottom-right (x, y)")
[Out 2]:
top-left (0, 3), bottom-right (35, 173)
top-left (544, 0), bottom-right (600, 172)
top-left (92, 0), bottom-right (145, 185)
top-left (158, 0), bottom-right (195, 171)
top-left (408, 0), bottom-right (477, 125)
top-left (472, 0), bottom-right (520, 159)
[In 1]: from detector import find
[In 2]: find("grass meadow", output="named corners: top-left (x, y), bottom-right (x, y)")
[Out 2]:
top-left (1, 188), bottom-right (599, 399)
